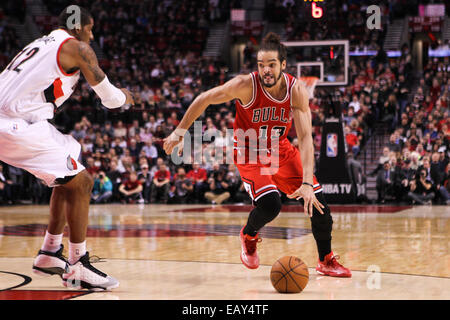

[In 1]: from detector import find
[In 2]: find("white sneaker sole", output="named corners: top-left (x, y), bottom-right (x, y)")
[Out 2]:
top-left (62, 279), bottom-right (120, 291)
top-left (32, 268), bottom-right (53, 277)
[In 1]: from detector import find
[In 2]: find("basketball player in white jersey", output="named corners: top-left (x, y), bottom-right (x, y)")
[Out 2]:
top-left (0, 6), bottom-right (134, 290)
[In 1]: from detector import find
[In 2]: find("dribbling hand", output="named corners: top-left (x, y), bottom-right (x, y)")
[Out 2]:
top-left (287, 184), bottom-right (324, 217)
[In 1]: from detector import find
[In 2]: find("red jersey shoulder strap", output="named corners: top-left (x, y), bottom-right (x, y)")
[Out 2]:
top-left (286, 73), bottom-right (298, 107)
top-left (239, 71), bottom-right (258, 109)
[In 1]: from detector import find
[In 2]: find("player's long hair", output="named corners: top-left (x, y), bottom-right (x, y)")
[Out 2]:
top-left (259, 32), bottom-right (287, 63)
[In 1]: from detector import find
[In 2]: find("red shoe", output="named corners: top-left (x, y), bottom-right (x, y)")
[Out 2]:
top-left (316, 252), bottom-right (352, 277)
top-left (239, 227), bottom-right (262, 269)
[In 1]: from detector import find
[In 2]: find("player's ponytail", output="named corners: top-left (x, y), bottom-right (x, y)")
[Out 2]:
top-left (260, 32), bottom-right (287, 63)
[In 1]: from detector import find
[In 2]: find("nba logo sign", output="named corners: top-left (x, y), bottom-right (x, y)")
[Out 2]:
top-left (326, 133), bottom-right (338, 157)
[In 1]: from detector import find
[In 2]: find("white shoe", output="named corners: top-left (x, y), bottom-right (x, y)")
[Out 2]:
top-left (62, 252), bottom-right (119, 291)
top-left (32, 244), bottom-right (69, 277)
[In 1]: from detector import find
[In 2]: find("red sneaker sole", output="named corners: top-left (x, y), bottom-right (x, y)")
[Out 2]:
top-left (316, 269), bottom-right (352, 277)
top-left (240, 253), bottom-right (259, 269)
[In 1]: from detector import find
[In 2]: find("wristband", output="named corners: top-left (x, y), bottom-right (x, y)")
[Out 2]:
top-left (302, 182), bottom-right (314, 188)
top-left (173, 128), bottom-right (187, 137)
top-left (91, 76), bottom-right (126, 109)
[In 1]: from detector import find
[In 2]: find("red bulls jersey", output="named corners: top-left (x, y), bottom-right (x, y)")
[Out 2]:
top-left (233, 71), bottom-right (297, 151)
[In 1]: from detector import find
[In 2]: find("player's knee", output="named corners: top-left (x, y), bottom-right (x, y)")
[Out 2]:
top-left (61, 170), bottom-right (93, 195)
top-left (82, 172), bottom-right (94, 193)
top-left (255, 191), bottom-right (282, 222)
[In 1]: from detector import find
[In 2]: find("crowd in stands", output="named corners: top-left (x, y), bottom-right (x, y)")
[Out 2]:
top-left (373, 55), bottom-right (449, 205)
top-left (0, 1), bottom-right (448, 206)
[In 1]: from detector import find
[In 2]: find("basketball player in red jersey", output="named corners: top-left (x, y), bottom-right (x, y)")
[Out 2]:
top-left (0, 6), bottom-right (133, 289)
top-left (164, 33), bottom-right (351, 277)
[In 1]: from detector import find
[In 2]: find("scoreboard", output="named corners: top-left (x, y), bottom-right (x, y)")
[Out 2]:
top-left (304, 0), bottom-right (324, 19)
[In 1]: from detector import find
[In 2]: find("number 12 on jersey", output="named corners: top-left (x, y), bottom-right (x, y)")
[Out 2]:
top-left (6, 47), bottom-right (40, 73)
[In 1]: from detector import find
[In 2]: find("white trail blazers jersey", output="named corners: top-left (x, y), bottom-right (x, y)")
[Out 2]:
top-left (0, 29), bottom-right (80, 123)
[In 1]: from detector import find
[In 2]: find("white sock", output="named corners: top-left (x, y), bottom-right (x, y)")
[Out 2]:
top-left (68, 241), bottom-right (87, 265)
top-left (41, 230), bottom-right (63, 253)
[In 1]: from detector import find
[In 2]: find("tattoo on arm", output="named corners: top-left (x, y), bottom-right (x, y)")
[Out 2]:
top-left (78, 42), bottom-right (105, 83)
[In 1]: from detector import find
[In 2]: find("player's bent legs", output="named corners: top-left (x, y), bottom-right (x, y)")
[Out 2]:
top-left (243, 191), bottom-right (282, 236)
top-left (306, 192), bottom-right (333, 260)
top-left (58, 170), bottom-right (94, 243)
top-left (48, 186), bottom-right (68, 236)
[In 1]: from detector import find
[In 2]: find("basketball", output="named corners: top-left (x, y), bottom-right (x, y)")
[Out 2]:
top-left (270, 256), bottom-right (309, 293)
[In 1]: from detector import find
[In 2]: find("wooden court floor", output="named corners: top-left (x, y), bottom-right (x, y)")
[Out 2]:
top-left (0, 203), bottom-right (448, 300)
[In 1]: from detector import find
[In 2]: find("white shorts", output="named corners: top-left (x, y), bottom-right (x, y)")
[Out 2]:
top-left (0, 116), bottom-right (85, 187)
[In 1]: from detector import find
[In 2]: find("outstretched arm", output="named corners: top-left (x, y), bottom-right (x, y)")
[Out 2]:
top-left (163, 74), bottom-right (252, 155)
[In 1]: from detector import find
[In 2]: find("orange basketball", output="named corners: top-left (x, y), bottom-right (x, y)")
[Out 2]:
top-left (270, 256), bottom-right (309, 293)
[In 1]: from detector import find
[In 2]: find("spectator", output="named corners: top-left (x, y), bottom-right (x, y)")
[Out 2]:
top-left (92, 136), bottom-right (108, 155)
top-left (347, 152), bottom-right (368, 203)
top-left (169, 167), bottom-right (193, 204)
top-left (150, 163), bottom-right (171, 204)
top-left (85, 156), bottom-right (100, 175)
top-left (387, 133), bottom-right (401, 153)
top-left (141, 138), bottom-right (158, 164)
top-left (344, 125), bottom-right (360, 155)
top-left (407, 168), bottom-right (435, 205)
top-left (382, 94), bottom-right (398, 131)
top-left (140, 127), bottom-right (153, 144)
top-left (370, 147), bottom-right (391, 176)
top-left (348, 96), bottom-right (360, 114)
top-left (91, 171), bottom-right (114, 204)
top-left (390, 158), bottom-right (407, 202)
top-left (225, 163), bottom-right (249, 203)
top-left (70, 122), bottom-right (86, 141)
top-left (204, 170), bottom-right (231, 205)
top-left (150, 157), bottom-right (164, 178)
top-left (128, 120), bottom-right (141, 138)
top-left (146, 115), bottom-right (159, 134)
top-left (31, 177), bottom-right (52, 204)
top-left (119, 171), bottom-right (144, 204)
top-left (398, 159), bottom-right (416, 200)
top-left (111, 136), bottom-right (126, 156)
top-left (101, 121), bottom-right (115, 139)
top-left (376, 161), bottom-right (394, 203)
top-left (137, 164), bottom-right (152, 204)
top-left (186, 162), bottom-right (208, 202)
top-left (106, 160), bottom-right (122, 201)
top-left (128, 138), bottom-right (142, 159)
top-left (424, 156), bottom-right (450, 204)
top-left (114, 120), bottom-right (127, 139)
